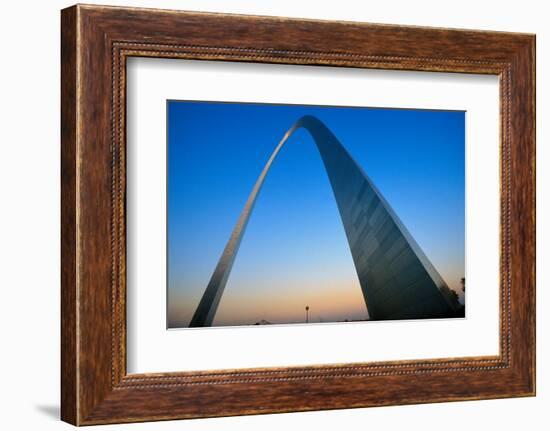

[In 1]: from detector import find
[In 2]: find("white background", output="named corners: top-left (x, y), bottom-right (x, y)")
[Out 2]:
top-left (127, 59), bottom-right (499, 373)
top-left (0, 0), bottom-right (547, 430)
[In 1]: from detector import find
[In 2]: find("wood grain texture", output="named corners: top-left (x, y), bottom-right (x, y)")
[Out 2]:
top-left (60, 5), bottom-right (78, 425)
top-left (60, 4), bottom-right (535, 425)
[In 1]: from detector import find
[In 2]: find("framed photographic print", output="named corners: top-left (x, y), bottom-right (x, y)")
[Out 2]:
top-left (61, 4), bottom-right (535, 425)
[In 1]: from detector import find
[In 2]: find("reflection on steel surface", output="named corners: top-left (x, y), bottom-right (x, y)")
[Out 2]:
top-left (189, 116), bottom-right (457, 327)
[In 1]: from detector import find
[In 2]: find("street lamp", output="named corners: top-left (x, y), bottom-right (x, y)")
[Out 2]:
top-left (305, 306), bottom-right (309, 323)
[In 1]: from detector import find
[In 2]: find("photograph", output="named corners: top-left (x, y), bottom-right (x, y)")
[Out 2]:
top-left (0, 1), bottom-right (535, 427)
top-left (167, 101), bottom-right (466, 328)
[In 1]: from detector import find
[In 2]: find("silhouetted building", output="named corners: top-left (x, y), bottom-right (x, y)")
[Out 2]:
top-left (254, 319), bottom-right (272, 325)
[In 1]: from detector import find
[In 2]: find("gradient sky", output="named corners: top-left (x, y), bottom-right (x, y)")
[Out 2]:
top-left (167, 101), bottom-right (465, 328)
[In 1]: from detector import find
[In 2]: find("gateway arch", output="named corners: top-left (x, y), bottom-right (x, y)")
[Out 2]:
top-left (189, 115), bottom-right (457, 327)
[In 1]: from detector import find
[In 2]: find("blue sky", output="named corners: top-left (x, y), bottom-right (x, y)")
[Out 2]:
top-left (167, 101), bottom-right (465, 328)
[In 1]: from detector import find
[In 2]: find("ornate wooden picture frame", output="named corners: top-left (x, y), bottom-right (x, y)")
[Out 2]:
top-left (61, 4), bottom-right (535, 425)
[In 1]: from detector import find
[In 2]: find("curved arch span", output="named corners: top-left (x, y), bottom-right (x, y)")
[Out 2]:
top-left (189, 115), bottom-right (457, 327)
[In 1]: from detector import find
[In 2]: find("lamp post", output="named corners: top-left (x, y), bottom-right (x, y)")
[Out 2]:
top-left (305, 306), bottom-right (309, 323)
